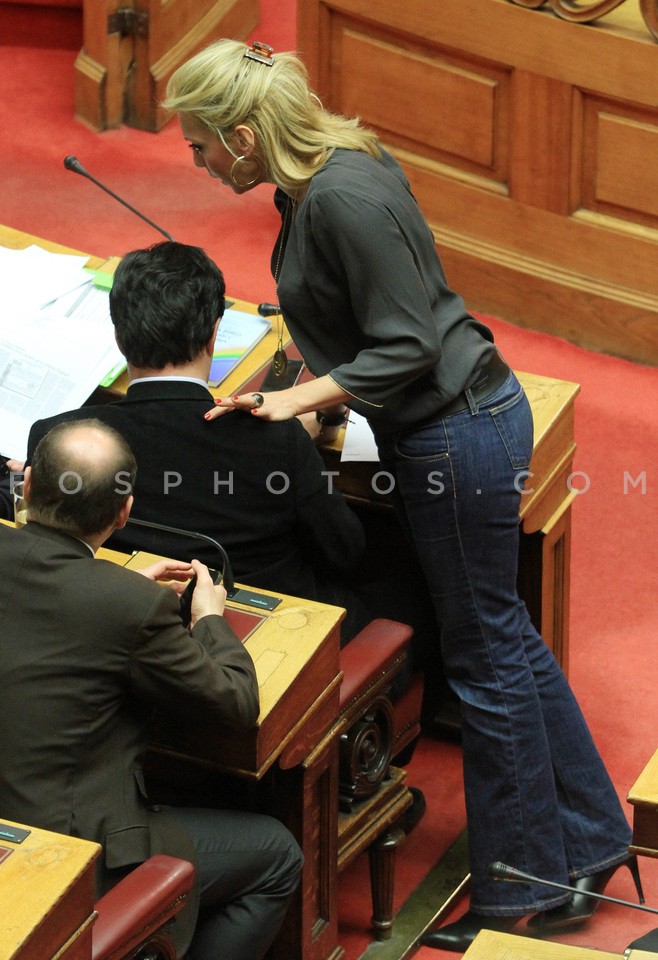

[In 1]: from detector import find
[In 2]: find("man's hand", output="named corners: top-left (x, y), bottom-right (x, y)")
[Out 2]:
top-left (137, 558), bottom-right (195, 596)
top-left (189, 559), bottom-right (227, 627)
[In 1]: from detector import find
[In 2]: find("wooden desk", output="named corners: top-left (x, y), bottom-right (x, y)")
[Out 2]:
top-left (628, 748), bottom-right (658, 860)
top-left (461, 929), bottom-right (657, 959)
top-left (0, 820), bottom-right (99, 960)
top-left (1, 519), bottom-right (345, 960)
top-left (1, 223), bottom-right (579, 672)
top-left (102, 547), bottom-right (345, 960)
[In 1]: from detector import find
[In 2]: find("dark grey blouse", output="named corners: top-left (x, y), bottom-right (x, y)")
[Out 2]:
top-left (275, 147), bottom-right (496, 433)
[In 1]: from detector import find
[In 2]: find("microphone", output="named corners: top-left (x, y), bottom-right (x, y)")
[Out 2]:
top-left (257, 302), bottom-right (281, 317)
top-left (489, 862), bottom-right (658, 917)
top-left (63, 156), bottom-right (175, 242)
top-left (125, 516), bottom-right (234, 593)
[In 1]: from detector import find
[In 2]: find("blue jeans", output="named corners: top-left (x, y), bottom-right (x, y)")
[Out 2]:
top-left (375, 371), bottom-right (631, 915)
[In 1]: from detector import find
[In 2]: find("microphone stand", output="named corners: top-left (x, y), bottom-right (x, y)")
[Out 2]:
top-left (489, 862), bottom-right (658, 917)
top-left (63, 156), bottom-right (175, 242)
top-left (125, 516), bottom-right (234, 594)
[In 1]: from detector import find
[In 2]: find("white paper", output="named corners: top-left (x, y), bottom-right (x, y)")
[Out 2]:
top-left (0, 246), bottom-right (122, 461)
top-left (0, 244), bottom-right (90, 312)
top-left (341, 411), bottom-right (380, 462)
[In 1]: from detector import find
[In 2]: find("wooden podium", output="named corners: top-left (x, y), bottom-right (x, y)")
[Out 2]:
top-left (103, 548), bottom-right (346, 960)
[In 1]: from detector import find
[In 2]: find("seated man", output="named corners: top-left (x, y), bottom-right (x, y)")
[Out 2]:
top-left (0, 419), bottom-right (303, 960)
top-left (25, 241), bottom-right (370, 642)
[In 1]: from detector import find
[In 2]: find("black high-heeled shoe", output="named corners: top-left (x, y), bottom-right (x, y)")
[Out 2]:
top-left (419, 910), bottom-right (522, 952)
top-left (528, 855), bottom-right (644, 932)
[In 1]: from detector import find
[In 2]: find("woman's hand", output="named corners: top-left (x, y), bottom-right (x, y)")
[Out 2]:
top-left (204, 388), bottom-right (300, 422)
top-left (202, 375), bottom-right (351, 426)
top-left (137, 558), bottom-right (195, 595)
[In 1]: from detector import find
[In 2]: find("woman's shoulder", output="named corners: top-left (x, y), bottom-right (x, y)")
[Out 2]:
top-left (309, 147), bottom-right (411, 206)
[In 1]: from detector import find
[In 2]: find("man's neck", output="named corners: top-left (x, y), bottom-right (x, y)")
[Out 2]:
top-left (128, 359), bottom-right (210, 382)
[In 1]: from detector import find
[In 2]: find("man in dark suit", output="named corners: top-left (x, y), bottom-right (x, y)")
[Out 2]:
top-left (0, 419), bottom-right (302, 960)
top-left (25, 241), bottom-right (370, 642)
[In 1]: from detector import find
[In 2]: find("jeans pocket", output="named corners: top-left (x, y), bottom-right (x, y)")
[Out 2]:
top-left (488, 384), bottom-right (534, 471)
top-left (393, 418), bottom-right (451, 464)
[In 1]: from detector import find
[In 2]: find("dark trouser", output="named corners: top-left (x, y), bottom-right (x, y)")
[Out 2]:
top-left (168, 807), bottom-right (303, 960)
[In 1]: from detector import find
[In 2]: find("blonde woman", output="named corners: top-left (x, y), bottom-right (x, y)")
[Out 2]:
top-left (164, 40), bottom-right (637, 951)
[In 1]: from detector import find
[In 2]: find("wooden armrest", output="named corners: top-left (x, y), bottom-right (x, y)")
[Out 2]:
top-left (92, 854), bottom-right (194, 960)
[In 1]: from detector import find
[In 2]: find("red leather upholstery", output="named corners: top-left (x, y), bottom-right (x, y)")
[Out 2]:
top-left (339, 617), bottom-right (423, 764)
top-left (339, 618), bottom-right (413, 709)
top-left (92, 855), bottom-right (194, 960)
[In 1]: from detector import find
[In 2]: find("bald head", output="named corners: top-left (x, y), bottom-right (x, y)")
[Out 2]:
top-left (28, 420), bottom-right (137, 538)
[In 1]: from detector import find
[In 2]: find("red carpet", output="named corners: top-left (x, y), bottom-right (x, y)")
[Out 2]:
top-left (1, 3), bottom-right (657, 958)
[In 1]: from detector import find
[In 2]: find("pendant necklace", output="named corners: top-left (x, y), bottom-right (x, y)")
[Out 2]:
top-left (271, 196), bottom-right (295, 378)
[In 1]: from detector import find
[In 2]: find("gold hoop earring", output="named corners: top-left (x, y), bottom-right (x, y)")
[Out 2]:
top-left (230, 155), bottom-right (262, 187)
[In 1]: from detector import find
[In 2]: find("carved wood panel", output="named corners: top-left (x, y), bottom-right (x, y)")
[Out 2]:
top-left (298, 0), bottom-right (658, 364)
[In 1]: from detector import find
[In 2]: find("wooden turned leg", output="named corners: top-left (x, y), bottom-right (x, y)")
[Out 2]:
top-left (368, 826), bottom-right (405, 940)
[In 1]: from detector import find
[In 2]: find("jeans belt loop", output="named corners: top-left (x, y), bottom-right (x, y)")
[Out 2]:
top-left (465, 387), bottom-right (479, 416)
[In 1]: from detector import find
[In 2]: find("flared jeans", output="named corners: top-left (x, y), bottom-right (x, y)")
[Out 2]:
top-left (375, 370), bottom-right (631, 914)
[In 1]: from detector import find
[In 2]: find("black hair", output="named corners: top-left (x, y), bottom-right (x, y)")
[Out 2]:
top-left (109, 241), bottom-right (226, 368)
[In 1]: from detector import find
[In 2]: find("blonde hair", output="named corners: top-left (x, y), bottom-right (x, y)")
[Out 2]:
top-left (163, 39), bottom-right (380, 193)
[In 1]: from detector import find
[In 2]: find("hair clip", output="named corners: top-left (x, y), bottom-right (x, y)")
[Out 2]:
top-left (244, 41), bottom-right (275, 66)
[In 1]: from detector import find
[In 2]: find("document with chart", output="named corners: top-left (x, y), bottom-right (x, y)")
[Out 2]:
top-left (0, 245), bottom-right (123, 461)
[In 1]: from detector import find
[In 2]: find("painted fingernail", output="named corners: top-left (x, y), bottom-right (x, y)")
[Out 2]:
top-left (215, 398), bottom-right (223, 405)
top-left (204, 412), bottom-right (212, 419)
top-left (232, 395), bottom-right (240, 401)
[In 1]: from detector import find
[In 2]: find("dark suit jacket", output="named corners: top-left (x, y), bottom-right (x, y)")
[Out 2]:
top-left (0, 521), bottom-right (259, 950)
top-left (27, 380), bottom-right (369, 639)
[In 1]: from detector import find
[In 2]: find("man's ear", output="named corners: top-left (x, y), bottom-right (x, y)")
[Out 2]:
top-left (23, 465), bottom-right (32, 500)
top-left (115, 494), bottom-right (134, 531)
top-left (205, 317), bottom-right (221, 358)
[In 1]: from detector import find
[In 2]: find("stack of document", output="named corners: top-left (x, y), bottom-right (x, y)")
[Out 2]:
top-left (0, 245), bottom-right (124, 461)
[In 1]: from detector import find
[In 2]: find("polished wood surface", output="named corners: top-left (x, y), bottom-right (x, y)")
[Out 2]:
top-left (628, 747), bottom-right (658, 859)
top-left (506, 0), bottom-right (658, 44)
top-left (461, 929), bottom-right (656, 959)
top-left (123, 551), bottom-right (343, 778)
top-left (74, 0), bottom-right (258, 131)
top-left (114, 551), bottom-right (343, 960)
top-left (297, 0), bottom-right (658, 365)
top-left (0, 820), bottom-right (98, 960)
